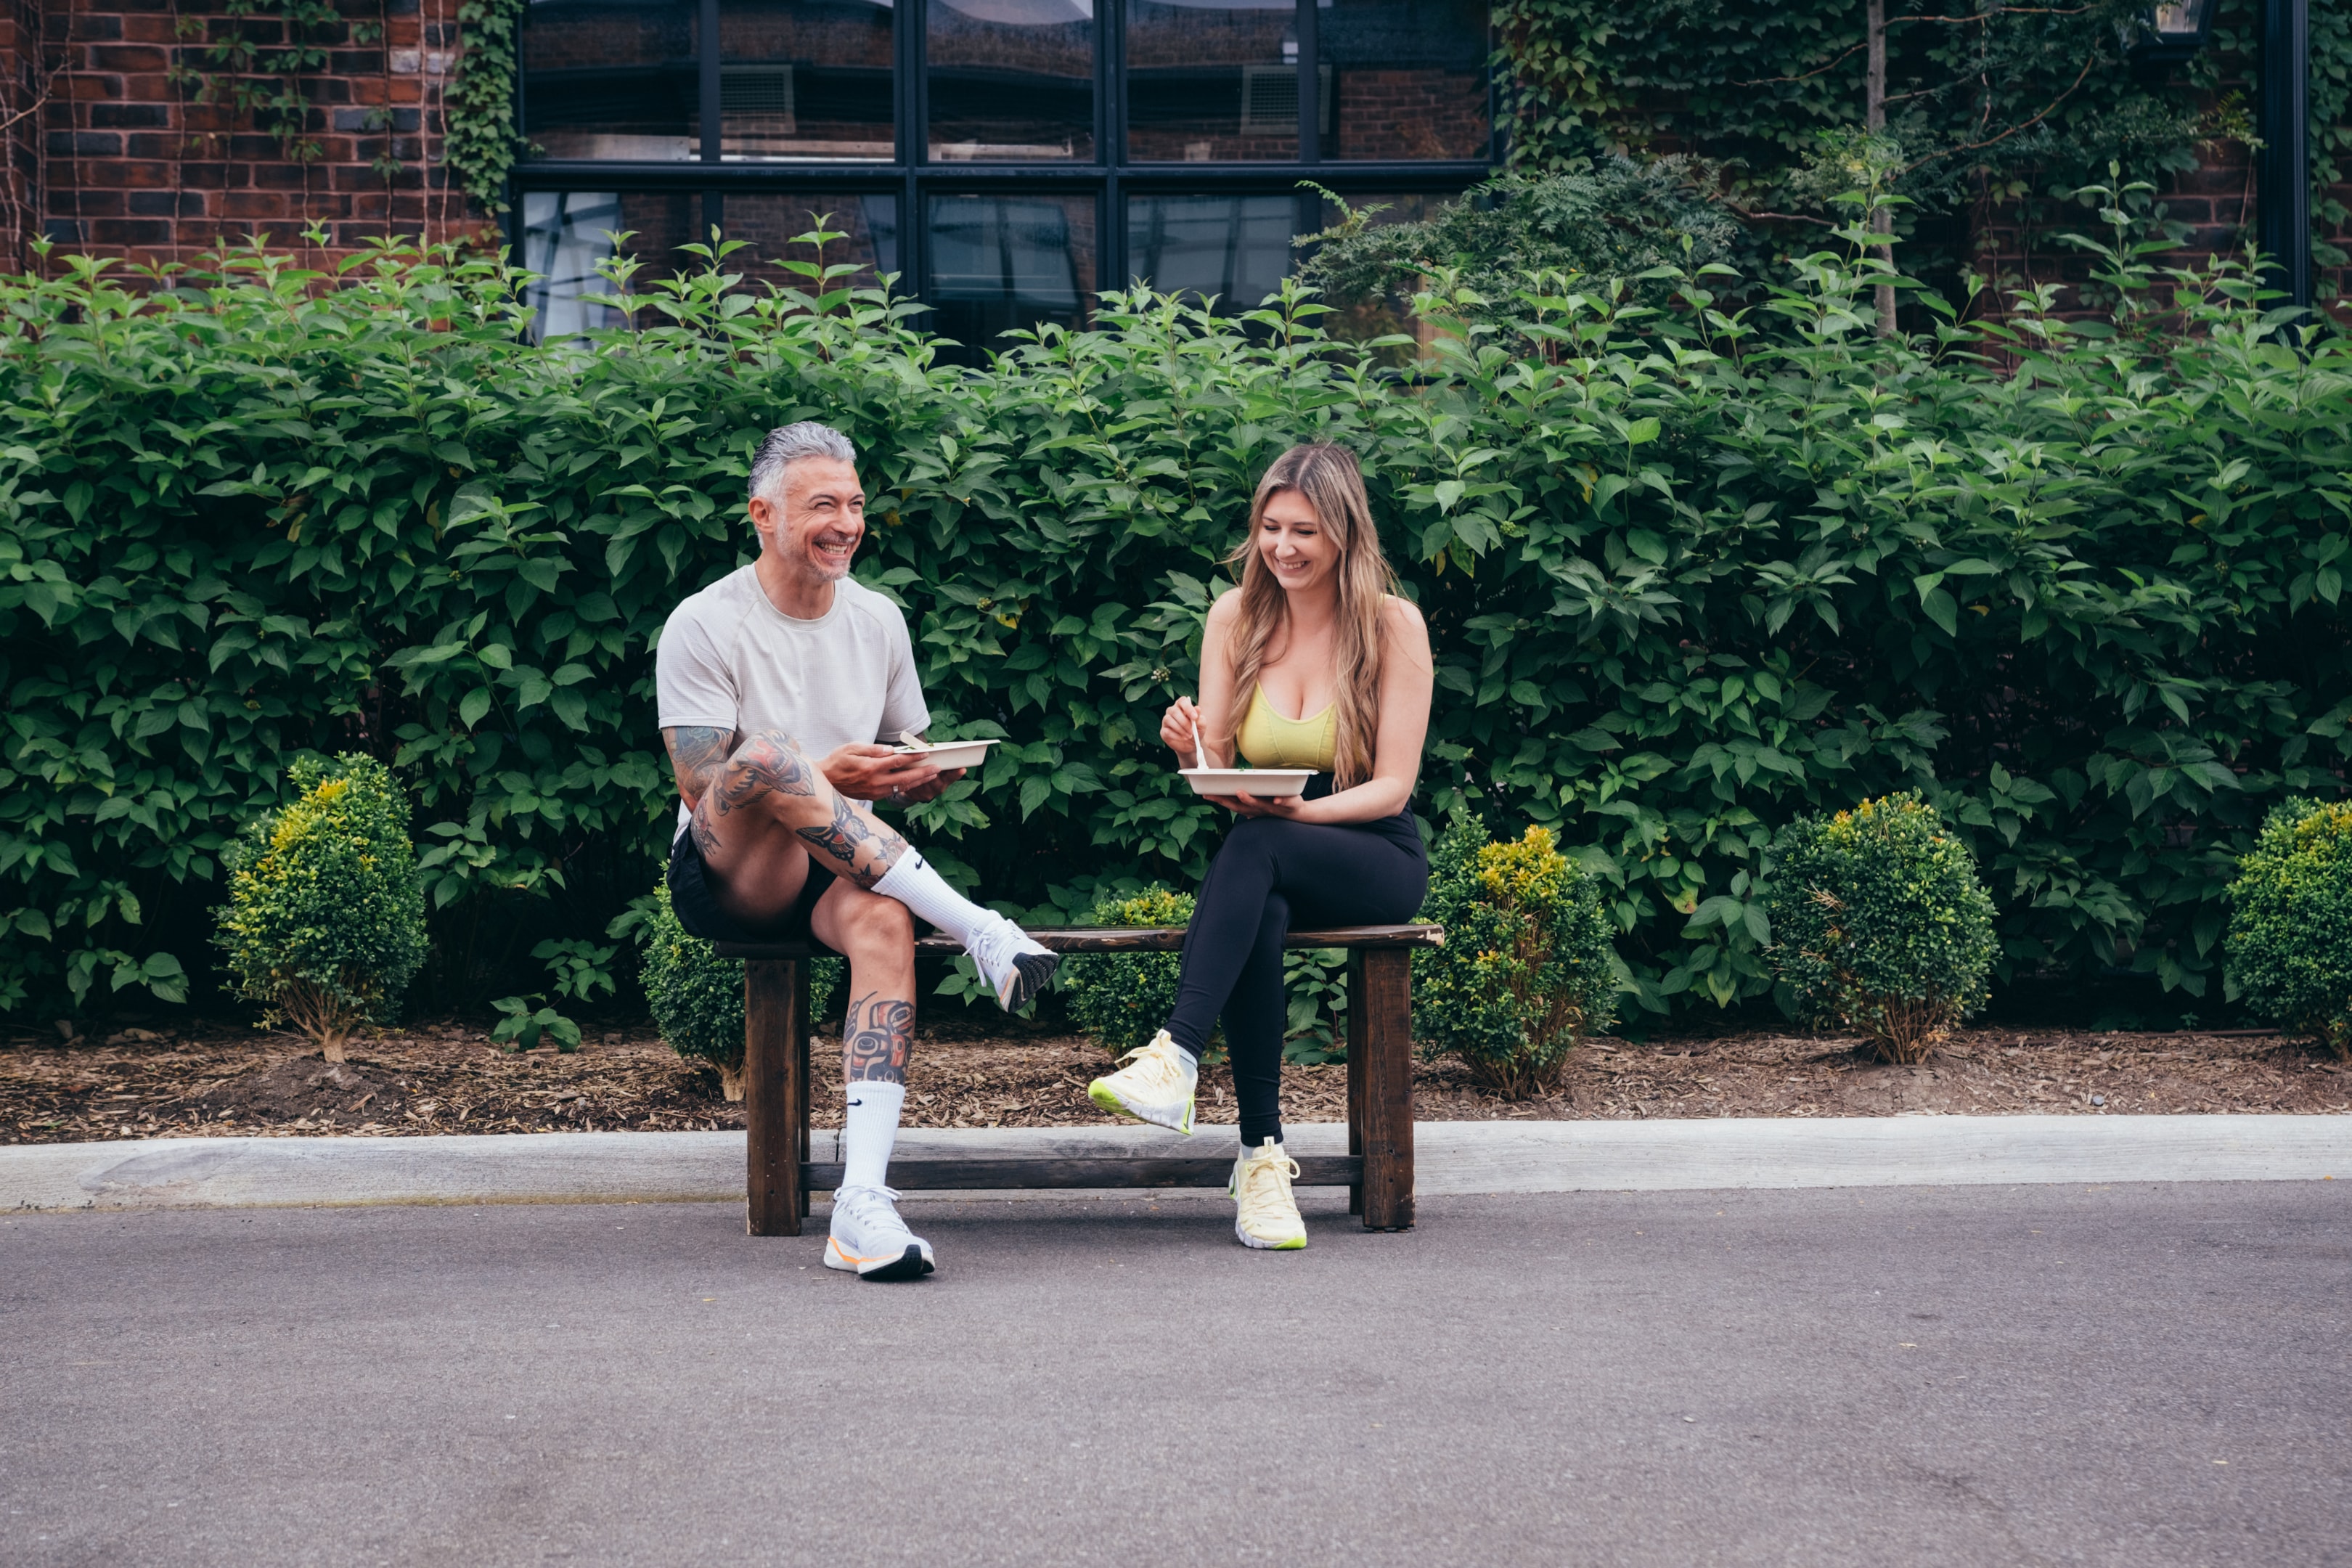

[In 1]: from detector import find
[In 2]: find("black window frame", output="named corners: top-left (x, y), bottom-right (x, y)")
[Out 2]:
top-left (510, 0), bottom-right (1500, 324)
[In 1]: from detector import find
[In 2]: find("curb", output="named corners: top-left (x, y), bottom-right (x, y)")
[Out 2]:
top-left (3, 1115), bottom-right (2345, 1213)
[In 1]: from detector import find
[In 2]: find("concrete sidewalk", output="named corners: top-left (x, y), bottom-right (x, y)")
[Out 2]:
top-left (4, 1113), bottom-right (2345, 1212)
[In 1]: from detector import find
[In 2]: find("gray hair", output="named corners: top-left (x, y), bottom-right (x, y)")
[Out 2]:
top-left (748, 421), bottom-right (857, 506)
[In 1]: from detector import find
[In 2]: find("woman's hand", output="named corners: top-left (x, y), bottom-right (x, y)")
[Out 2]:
top-left (1209, 791), bottom-right (1307, 820)
top-left (1161, 695), bottom-right (1207, 761)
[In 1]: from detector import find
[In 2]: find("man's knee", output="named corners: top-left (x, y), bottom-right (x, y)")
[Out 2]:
top-left (834, 887), bottom-right (915, 957)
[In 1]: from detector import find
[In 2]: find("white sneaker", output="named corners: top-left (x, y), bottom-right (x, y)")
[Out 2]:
top-left (1087, 1029), bottom-right (1198, 1135)
top-left (824, 1185), bottom-right (935, 1281)
top-left (1231, 1138), bottom-right (1307, 1251)
top-left (968, 916), bottom-right (1059, 1013)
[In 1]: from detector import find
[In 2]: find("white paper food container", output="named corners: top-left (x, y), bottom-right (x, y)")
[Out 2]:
top-left (897, 739), bottom-right (997, 770)
top-left (1178, 767), bottom-right (1314, 798)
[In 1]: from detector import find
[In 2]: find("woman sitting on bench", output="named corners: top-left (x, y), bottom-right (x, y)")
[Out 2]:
top-left (1087, 442), bottom-right (1434, 1250)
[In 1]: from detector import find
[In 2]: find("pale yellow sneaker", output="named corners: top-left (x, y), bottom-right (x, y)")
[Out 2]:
top-left (1087, 1029), bottom-right (1198, 1134)
top-left (1231, 1138), bottom-right (1307, 1251)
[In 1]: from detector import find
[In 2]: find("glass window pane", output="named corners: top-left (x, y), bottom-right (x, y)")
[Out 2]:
top-left (723, 195), bottom-right (902, 295)
top-left (925, 193), bottom-right (1096, 351)
top-left (520, 191), bottom-right (706, 339)
top-left (1126, 0), bottom-right (1298, 163)
top-left (927, 0), bottom-right (1094, 163)
top-left (718, 0), bottom-right (896, 162)
top-left (1323, 0), bottom-right (1488, 161)
top-left (1125, 193), bottom-right (1294, 308)
top-left (523, 0), bottom-right (700, 161)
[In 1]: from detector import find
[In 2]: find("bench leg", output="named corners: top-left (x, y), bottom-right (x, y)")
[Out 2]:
top-left (1346, 969), bottom-right (1368, 1217)
top-left (745, 957), bottom-right (807, 1236)
top-left (1349, 947), bottom-right (1415, 1230)
top-left (796, 959), bottom-right (812, 1218)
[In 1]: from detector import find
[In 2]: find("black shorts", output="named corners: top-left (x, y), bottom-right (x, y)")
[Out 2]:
top-left (666, 829), bottom-right (838, 950)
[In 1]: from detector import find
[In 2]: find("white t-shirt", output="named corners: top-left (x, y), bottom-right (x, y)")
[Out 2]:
top-left (655, 565), bottom-right (931, 841)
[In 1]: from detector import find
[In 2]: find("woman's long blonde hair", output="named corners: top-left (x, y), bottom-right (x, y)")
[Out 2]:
top-left (1222, 444), bottom-right (1398, 790)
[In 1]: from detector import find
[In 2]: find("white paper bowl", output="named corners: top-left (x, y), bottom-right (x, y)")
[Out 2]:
top-left (898, 739), bottom-right (997, 771)
top-left (1180, 767), bottom-right (1315, 799)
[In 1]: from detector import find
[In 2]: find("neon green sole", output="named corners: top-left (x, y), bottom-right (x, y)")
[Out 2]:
top-left (1237, 1228), bottom-right (1308, 1251)
top-left (1087, 1079), bottom-right (1195, 1133)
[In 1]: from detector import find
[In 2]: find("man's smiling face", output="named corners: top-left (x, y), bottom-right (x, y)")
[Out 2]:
top-left (755, 455), bottom-right (866, 584)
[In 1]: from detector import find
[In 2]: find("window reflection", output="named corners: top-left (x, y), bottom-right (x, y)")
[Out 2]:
top-left (1126, 0), bottom-right (1302, 163)
top-left (1312, 188), bottom-right (1454, 350)
top-left (523, 0), bottom-right (700, 161)
top-left (718, 0), bottom-right (896, 161)
top-left (927, 0), bottom-right (1095, 163)
top-left (926, 193), bottom-right (1096, 353)
top-left (723, 195), bottom-right (902, 296)
top-left (1323, 0), bottom-right (1489, 161)
top-left (1125, 193), bottom-right (1294, 308)
top-left (520, 190), bottom-right (703, 339)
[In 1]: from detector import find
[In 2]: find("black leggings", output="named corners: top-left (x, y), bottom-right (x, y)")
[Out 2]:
top-left (1164, 801), bottom-right (1428, 1148)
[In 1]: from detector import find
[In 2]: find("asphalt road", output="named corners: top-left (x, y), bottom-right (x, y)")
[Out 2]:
top-left (4, 1183), bottom-right (2347, 1568)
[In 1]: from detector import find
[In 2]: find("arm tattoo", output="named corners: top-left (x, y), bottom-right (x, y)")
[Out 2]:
top-left (715, 735), bottom-right (817, 812)
top-left (796, 793), bottom-right (896, 889)
top-left (843, 992), bottom-right (915, 1084)
top-left (663, 727), bottom-right (735, 808)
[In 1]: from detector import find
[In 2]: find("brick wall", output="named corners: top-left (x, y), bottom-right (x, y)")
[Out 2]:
top-left (1970, 134), bottom-right (2352, 324)
top-left (25, 0), bottom-right (487, 271)
top-left (1, 0), bottom-right (41, 258)
top-left (5, 4), bottom-right (2343, 314)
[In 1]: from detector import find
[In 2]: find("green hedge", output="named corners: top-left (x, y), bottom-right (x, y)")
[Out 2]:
top-left (1, 234), bottom-right (2347, 1021)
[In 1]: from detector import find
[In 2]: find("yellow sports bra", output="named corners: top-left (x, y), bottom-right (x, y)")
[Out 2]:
top-left (1235, 687), bottom-right (1338, 772)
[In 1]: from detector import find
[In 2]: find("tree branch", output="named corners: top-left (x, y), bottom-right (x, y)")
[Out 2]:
top-left (1731, 41), bottom-right (1867, 88)
top-left (1900, 52), bottom-right (2098, 173)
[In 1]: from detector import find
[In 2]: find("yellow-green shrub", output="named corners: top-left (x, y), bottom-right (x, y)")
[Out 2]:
top-left (2226, 799), bottom-right (2352, 1058)
top-left (1415, 822), bottom-right (1619, 1098)
top-left (213, 754), bottom-right (427, 1060)
top-left (1059, 886), bottom-right (1196, 1058)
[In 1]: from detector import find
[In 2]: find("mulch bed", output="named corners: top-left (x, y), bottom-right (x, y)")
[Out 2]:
top-left (4, 1016), bottom-right (2345, 1146)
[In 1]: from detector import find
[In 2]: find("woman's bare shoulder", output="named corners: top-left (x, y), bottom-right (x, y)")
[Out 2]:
top-left (1205, 587), bottom-right (1246, 629)
top-left (1380, 594), bottom-right (1429, 635)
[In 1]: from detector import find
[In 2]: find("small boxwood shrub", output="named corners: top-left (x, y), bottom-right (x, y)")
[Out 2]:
top-left (1059, 886), bottom-right (1196, 1059)
top-left (1415, 821), bottom-right (1619, 1098)
top-left (637, 882), bottom-right (841, 1099)
top-left (1765, 791), bottom-right (1997, 1063)
top-left (2225, 798), bottom-right (2352, 1059)
top-left (213, 754), bottom-right (427, 1061)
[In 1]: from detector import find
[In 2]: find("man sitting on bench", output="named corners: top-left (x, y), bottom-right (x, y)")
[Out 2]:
top-left (658, 420), bottom-right (1058, 1283)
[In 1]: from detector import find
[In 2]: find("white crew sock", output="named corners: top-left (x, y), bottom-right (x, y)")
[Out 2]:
top-left (841, 1079), bottom-right (907, 1193)
top-left (871, 849), bottom-right (1004, 952)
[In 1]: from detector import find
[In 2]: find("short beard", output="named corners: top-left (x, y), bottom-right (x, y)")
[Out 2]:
top-left (797, 534), bottom-right (857, 581)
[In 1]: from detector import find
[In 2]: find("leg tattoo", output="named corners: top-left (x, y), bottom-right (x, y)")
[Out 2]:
top-left (844, 991), bottom-right (916, 1084)
top-left (796, 793), bottom-right (899, 889)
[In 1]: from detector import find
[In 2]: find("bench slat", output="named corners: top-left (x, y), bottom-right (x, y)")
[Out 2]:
top-left (802, 1156), bottom-right (1364, 1191)
top-left (716, 921), bottom-right (1442, 960)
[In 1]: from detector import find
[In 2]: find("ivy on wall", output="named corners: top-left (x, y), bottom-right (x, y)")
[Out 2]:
top-left (171, 0), bottom-right (385, 166)
top-left (1493, 0), bottom-right (2348, 277)
top-left (446, 0), bottom-right (527, 216)
top-left (2313, 0), bottom-right (2352, 264)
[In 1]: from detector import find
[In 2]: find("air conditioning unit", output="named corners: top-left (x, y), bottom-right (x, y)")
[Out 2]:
top-left (1238, 64), bottom-right (1331, 134)
top-left (720, 65), bottom-right (796, 136)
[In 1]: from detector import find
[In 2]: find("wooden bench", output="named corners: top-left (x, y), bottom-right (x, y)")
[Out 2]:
top-left (713, 923), bottom-right (1442, 1236)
